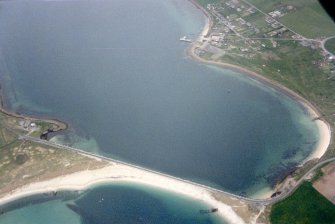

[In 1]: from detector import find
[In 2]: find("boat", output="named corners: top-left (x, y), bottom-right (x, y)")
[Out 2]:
top-left (199, 208), bottom-right (219, 214)
top-left (179, 36), bottom-right (192, 42)
top-left (211, 208), bottom-right (219, 213)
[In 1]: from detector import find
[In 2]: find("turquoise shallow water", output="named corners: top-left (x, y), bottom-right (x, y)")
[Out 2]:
top-left (0, 200), bottom-right (81, 224)
top-left (0, 183), bottom-right (225, 224)
top-left (0, 0), bottom-right (318, 197)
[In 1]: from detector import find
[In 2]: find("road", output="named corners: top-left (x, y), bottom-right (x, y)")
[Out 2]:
top-left (208, 0), bottom-right (335, 58)
top-left (19, 135), bottom-right (263, 204)
top-left (320, 35), bottom-right (335, 57)
top-left (263, 157), bottom-right (335, 204)
top-left (19, 134), bottom-right (335, 206)
top-left (241, 0), bottom-right (304, 39)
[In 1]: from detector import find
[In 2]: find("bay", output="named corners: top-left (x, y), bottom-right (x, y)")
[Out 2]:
top-left (0, 0), bottom-right (319, 196)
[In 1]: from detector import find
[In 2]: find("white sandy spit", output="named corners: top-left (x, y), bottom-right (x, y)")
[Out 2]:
top-left (0, 162), bottom-right (245, 224)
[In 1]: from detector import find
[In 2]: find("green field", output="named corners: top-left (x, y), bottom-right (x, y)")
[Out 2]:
top-left (325, 38), bottom-right (335, 55)
top-left (270, 182), bottom-right (335, 224)
top-left (247, 0), bottom-right (316, 13)
top-left (247, 0), bottom-right (335, 38)
top-left (279, 3), bottom-right (335, 38)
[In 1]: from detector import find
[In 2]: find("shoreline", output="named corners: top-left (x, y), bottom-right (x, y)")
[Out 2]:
top-left (0, 95), bottom-right (68, 132)
top-left (188, 0), bottom-right (211, 40)
top-left (0, 162), bottom-right (247, 224)
top-left (301, 103), bottom-right (331, 164)
top-left (0, 1), bottom-right (332, 223)
top-left (190, 50), bottom-right (332, 186)
top-left (187, 0), bottom-right (332, 198)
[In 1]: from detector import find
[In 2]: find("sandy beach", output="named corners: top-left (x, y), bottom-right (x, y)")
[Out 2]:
top-left (189, 0), bottom-right (211, 40)
top-left (302, 104), bottom-right (332, 163)
top-left (0, 162), bottom-right (249, 224)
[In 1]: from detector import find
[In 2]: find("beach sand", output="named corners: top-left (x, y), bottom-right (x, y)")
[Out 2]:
top-left (0, 162), bottom-right (250, 224)
top-left (301, 104), bottom-right (331, 163)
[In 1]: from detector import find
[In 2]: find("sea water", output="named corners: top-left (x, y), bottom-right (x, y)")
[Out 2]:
top-left (0, 183), bottom-right (225, 224)
top-left (0, 0), bottom-right (319, 196)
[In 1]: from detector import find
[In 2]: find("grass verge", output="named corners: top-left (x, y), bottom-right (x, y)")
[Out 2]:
top-left (270, 182), bottom-right (335, 224)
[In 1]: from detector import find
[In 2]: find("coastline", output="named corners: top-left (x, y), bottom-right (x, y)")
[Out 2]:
top-left (301, 103), bottom-right (331, 163)
top-left (0, 95), bottom-right (67, 132)
top-left (0, 162), bottom-right (248, 224)
top-left (0, 1), bottom-right (332, 223)
top-left (187, 0), bottom-right (332, 197)
top-left (188, 0), bottom-right (211, 40)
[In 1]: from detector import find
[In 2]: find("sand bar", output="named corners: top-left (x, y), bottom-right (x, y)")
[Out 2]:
top-left (0, 162), bottom-right (247, 224)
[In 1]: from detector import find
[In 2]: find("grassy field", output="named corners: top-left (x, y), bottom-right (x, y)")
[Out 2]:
top-left (0, 113), bottom-right (19, 147)
top-left (196, 0), bottom-right (221, 7)
top-left (0, 110), bottom-right (108, 197)
top-left (279, 3), bottom-right (335, 38)
top-left (246, 0), bottom-right (335, 38)
top-left (220, 39), bottom-right (335, 128)
top-left (0, 125), bottom-right (17, 147)
top-left (0, 139), bottom-right (108, 197)
top-left (270, 182), bottom-right (335, 224)
top-left (325, 38), bottom-right (335, 55)
top-left (246, 0), bottom-right (316, 13)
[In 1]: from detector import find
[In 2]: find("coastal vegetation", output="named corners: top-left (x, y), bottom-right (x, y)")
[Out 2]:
top-left (0, 110), bottom-right (107, 198)
top-left (247, 0), bottom-right (335, 38)
top-left (196, 0), bottom-right (221, 6)
top-left (0, 139), bottom-right (107, 198)
top-left (311, 167), bottom-right (324, 182)
top-left (270, 182), bottom-right (335, 224)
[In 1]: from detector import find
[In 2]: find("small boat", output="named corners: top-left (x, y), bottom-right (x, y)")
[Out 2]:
top-left (199, 208), bottom-right (219, 214)
top-left (211, 208), bottom-right (219, 213)
top-left (179, 36), bottom-right (192, 42)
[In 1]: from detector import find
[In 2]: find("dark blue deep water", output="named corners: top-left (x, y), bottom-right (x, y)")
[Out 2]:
top-left (0, 0), bottom-right (318, 196)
